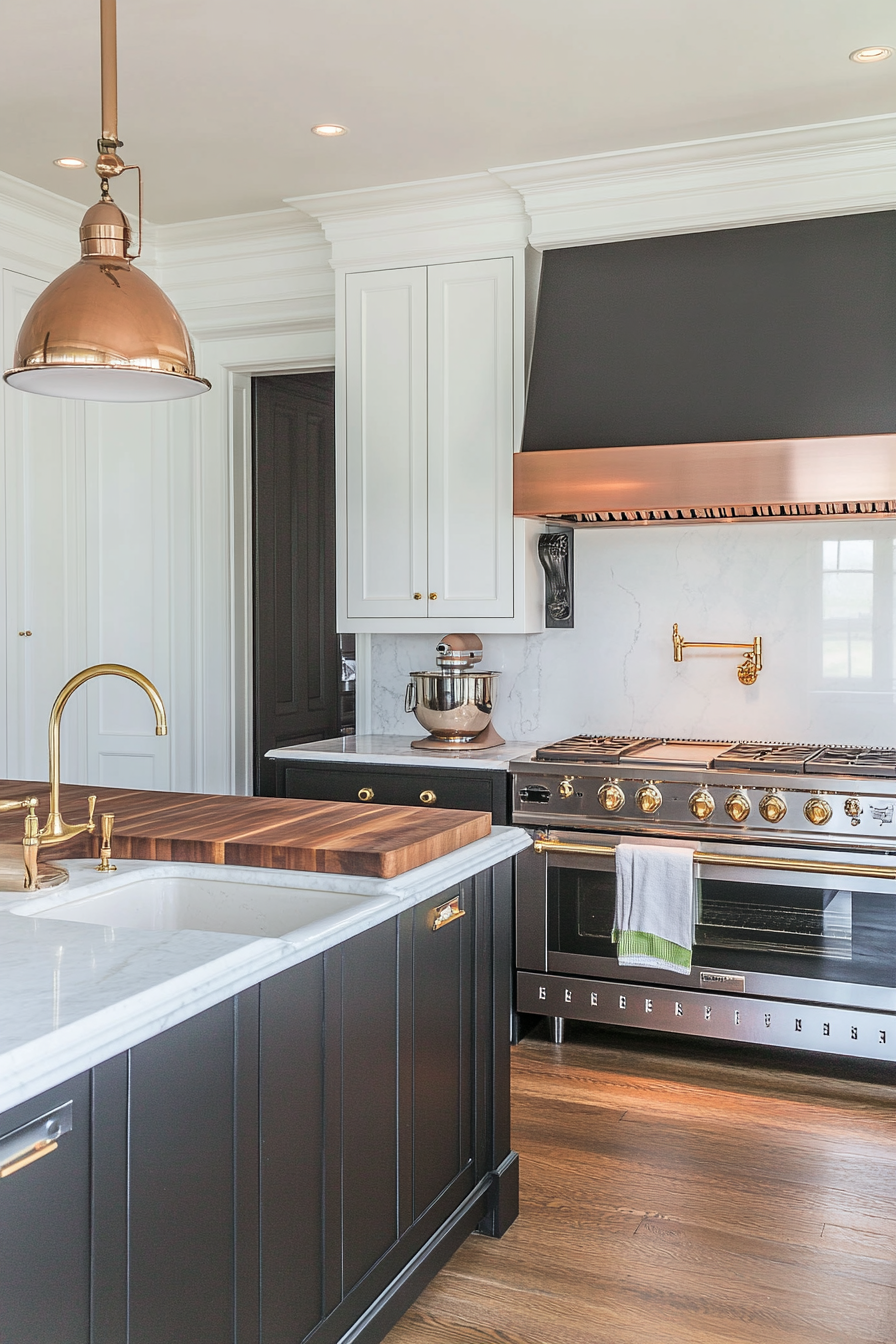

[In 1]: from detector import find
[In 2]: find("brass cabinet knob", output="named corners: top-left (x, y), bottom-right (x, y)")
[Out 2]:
top-left (688, 789), bottom-right (714, 821)
top-left (725, 792), bottom-right (751, 823)
top-left (635, 783), bottom-right (662, 814)
top-left (419, 790), bottom-right (437, 804)
top-left (413, 592), bottom-right (423, 600)
top-left (804, 797), bottom-right (832, 826)
top-left (429, 593), bottom-right (438, 600)
top-left (844, 797), bottom-right (862, 818)
top-left (358, 787), bottom-right (375, 802)
top-left (759, 792), bottom-right (787, 823)
top-left (558, 779), bottom-right (575, 800)
top-left (598, 782), bottom-right (625, 812)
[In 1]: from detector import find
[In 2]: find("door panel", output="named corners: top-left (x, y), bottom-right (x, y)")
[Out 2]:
top-left (345, 268), bottom-right (428, 618)
top-left (253, 373), bottom-right (338, 794)
top-left (426, 258), bottom-right (514, 618)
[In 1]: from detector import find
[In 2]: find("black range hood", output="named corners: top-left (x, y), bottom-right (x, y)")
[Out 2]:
top-left (516, 211), bottom-right (896, 525)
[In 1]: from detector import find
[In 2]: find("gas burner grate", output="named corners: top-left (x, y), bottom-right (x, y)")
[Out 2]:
top-left (534, 735), bottom-right (661, 763)
top-left (808, 748), bottom-right (896, 778)
top-left (712, 743), bottom-right (824, 773)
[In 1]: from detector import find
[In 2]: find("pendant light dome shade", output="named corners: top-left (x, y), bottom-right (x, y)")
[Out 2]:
top-left (4, 200), bottom-right (209, 402)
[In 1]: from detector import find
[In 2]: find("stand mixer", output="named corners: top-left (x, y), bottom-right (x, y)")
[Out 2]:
top-left (405, 635), bottom-right (505, 751)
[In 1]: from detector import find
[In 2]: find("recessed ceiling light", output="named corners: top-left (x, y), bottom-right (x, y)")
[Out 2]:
top-left (53, 157), bottom-right (87, 169)
top-left (849, 46), bottom-right (893, 63)
top-left (311, 124), bottom-right (348, 137)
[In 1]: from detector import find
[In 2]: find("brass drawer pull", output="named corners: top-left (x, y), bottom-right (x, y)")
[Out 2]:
top-left (420, 790), bottom-right (437, 804)
top-left (432, 896), bottom-right (464, 931)
top-left (1, 1139), bottom-right (58, 1179)
top-left (358, 787), bottom-right (374, 802)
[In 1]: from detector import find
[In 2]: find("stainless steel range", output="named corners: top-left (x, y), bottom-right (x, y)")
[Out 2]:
top-left (513, 736), bottom-right (896, 1062)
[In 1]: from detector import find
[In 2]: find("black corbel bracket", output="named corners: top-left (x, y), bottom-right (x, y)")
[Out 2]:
top-left (537, 529), bottom-right (574, 628)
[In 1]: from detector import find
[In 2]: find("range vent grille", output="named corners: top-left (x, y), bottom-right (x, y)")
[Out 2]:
top-left (545, 500), bottom-right (896, 527)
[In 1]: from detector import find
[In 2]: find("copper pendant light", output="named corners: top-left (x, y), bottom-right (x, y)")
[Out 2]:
top-left (3, 0), bottom-right (210, 402)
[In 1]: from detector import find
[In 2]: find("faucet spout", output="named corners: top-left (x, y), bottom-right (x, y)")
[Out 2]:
top-left (43, 664), bottom-right (168, 843)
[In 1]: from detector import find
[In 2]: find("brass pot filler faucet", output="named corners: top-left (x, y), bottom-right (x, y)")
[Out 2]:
top-left (0, 664), bottom-right (167, 891)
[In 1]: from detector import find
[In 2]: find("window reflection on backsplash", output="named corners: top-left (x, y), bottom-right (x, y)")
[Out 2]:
top-left (821, 539), bottom-right (874, 681)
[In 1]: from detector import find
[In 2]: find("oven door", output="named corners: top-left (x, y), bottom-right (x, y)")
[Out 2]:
top-left (516, 828), bottom-right (896, 1011)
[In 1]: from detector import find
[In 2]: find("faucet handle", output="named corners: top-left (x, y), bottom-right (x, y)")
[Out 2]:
top-left (0, 796), bottom-right (38, 813)
top-left (96, 813), bottom-right (117, 873)
top-left (86, 795), bottom-right (97, 832)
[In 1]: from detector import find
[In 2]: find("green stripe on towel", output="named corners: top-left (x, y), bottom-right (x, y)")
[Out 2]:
top-left (612, 929), bottom-right (692, 972)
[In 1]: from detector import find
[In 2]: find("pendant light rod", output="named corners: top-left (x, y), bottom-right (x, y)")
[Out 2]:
top-left (100, 0), bottom-right (120, 147)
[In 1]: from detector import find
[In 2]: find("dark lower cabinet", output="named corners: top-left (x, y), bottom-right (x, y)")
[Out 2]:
top-left (0, 863), bottom-right (515, 1344)
top-left (276, 759), bottom-right (511, 824)
top-left (0, 1075), bottom-right (91, 1344)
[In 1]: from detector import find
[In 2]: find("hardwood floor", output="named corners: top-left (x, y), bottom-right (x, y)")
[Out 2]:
top-left (384, 1022), bottom-right (896, 1344)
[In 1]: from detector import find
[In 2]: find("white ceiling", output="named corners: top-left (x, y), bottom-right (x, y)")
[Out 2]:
top-left (1, 0), bottom-right (895, 225)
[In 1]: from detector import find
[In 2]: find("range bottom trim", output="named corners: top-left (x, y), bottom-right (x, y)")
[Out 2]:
top-left (516, 971), bottom-right (896, 1062)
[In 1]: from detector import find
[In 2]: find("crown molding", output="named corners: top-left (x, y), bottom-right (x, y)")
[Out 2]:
top-left (0, 169), bottom-right (86, 274)
top-left (289, 172), bottom-right (530, 269)
top-left (490, 113), bottom-right (896, 249)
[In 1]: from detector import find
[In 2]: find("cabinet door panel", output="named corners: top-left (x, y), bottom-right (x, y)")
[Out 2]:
top-left (259, 958), bottom-right (326, 1342)
top-left (426, 258), bottom-right (515, 618)
top-left (341, 919), bottom-right (400, 1292)
top-left (345, 268), bottom-right (428, 618)
top-left (413, 884), bottom-right (474, 1216)
top-left (127, 1002), bottom-right (235, 1344)
top-left (0, 1076), bottom-right (90, 1344)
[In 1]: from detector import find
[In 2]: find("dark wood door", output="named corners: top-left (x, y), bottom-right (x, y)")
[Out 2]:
top-left (253, 373), bottom-right (338, 795)
top-left (0, 1076), bottom-right (91, 1344)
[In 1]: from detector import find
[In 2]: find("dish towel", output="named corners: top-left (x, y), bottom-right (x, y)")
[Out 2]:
top-left (613, 843), bottom-right (696, 975)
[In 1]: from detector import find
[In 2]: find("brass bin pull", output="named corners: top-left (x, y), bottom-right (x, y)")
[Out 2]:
top-left (533, 836), bottom-right (896, 882)
top-left (432, 897), bottom-right (465, 931)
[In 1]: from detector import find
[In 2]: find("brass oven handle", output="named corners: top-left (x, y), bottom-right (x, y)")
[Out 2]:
top-left (532, 836), bottom-right (896, 881)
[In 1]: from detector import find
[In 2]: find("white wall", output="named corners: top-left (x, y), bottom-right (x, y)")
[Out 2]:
top-left (369, 518), bottom-right (896, 749)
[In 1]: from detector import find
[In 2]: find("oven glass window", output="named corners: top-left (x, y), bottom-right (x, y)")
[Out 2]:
top-left (549, 866), bottom-right (896, 987)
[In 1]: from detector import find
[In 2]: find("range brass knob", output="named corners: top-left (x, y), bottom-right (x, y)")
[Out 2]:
top-left (558, 779), bottom-right (575, 800)
top-left (598, 782), bottom-right (625, 812)
top-left (635, 783), bottom-right (662, 814)
top-left (358, 787), bottom-right (375, 802)
top-left (419, 790), bottom-right (437, 804)
top-left (759, 792), bottom-right (787, 823)
top-left (804, 797), bottom-right (832, 826)
top-left (844, 797), bottom-right (862, 819)
top-left (725, 792), bottom-right (751, 823)
top-left (688, 789), bottom-right (714, 821)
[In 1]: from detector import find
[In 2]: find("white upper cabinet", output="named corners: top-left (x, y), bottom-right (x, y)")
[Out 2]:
top-left (341, 256), bottom-right (540, 633)
top-left (426, 259), bottom-right (514, 619)
top-left (344, 267), bottom-right (428, 619)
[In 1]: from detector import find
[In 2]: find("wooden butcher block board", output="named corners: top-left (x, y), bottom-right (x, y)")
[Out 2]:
top-left (0, 781), bottom-right (492, 880)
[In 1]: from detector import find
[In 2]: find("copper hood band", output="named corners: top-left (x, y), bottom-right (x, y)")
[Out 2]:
top-left (513, 435), bottom-right (896, 525)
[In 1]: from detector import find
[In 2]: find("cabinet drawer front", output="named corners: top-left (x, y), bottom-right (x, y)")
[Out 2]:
top-left (282, 766), bottom-right (495, 815)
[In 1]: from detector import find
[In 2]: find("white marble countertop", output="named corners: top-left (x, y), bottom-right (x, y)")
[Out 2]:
top-left (266, 734), bottom-right (544, 771)
top-left (0, 826), bottom-right (529, 1116)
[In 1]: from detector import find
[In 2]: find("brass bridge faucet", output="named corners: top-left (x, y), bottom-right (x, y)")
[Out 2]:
top-left (15, 664), bottom-right (167, 891)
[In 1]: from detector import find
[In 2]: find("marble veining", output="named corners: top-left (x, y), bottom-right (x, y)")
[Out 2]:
top-left (370, 519), bottom-right (896, 748)
top-left (267, 735), bottom-right (544, 771)
top-left (0, 827), bottom-right (529, 1116)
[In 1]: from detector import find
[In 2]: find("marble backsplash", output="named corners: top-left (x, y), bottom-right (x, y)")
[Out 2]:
top-left (369, 518), bottom-right (896, 748)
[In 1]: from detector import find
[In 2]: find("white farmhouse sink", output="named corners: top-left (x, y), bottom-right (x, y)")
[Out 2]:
top-left (11, 870), bottom-right (370, 938)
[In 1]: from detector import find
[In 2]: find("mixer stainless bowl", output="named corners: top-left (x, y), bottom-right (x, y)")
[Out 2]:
top-left (405, 671), bottom-right (501, 742)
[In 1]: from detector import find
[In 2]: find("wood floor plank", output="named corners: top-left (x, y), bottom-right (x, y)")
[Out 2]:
top-left (383, 1027), bottom-right (896, 1344)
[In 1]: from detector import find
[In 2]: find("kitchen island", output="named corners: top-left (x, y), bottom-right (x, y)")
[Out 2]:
top-left (0, 783), bottom-right (528, 1344)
